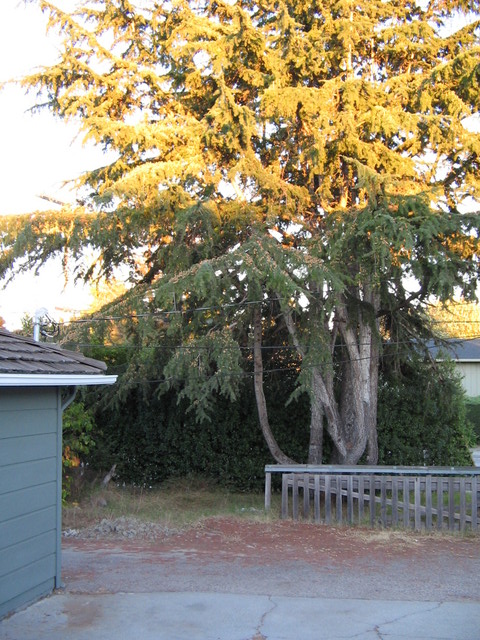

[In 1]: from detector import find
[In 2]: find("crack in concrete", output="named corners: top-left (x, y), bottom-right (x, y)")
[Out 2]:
top-left (245, 599), bottom-right (448, 640)
top-left (374, 624), bottom-right (384, 639)
top-left (249, 596), bottom-right (278, 640)
top-left (369, 601), bottom-right (444, 640)
top-left (320, 601), bottom-right (446, 640)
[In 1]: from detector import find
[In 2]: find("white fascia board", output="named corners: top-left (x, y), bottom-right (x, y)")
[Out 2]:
top-left (0, 374), bottom-right (117, 387)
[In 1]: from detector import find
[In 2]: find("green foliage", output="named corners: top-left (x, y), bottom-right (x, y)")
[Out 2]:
top-left (81, 344), bottom-right (476, 489)
top-left (62, 400), bottom-right (96, 501)
top-left (86, 376), bottom-right (310, 491)
top-left (1, 0), bottom-right (479, 465)
top-left (19, 314), bottom-right (34, 337)
top-left (377, 358), bottom-right (475, 467)
top-left (465, 396), bottom-right (480, 444)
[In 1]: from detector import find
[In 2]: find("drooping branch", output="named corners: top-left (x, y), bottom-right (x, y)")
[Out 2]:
top-left (252, 305), bottom-right (296, 465)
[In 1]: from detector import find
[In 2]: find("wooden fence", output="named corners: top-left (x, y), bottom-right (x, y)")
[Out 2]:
top-left (265, 465), bottom-right (480, 533)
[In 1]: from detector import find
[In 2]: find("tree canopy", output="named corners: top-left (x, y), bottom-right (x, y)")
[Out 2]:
top-left (1, 0), bottom-right (479, 464)
top-left (429, 298), bottom-right (480, 337)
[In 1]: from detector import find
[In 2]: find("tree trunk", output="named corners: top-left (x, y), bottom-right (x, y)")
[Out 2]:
top-left (308, 377), bottom-right (323, 464)
top-left (366, 295), bottom-right (380, 464)
top-left (281, 300), bottom-right (347, 464)
top-left (330, 289), bottom-right (380, 464)
top-left (253, 306), bottom-right (296, 465)
top-left (334, 359), bottom-right (368, 464)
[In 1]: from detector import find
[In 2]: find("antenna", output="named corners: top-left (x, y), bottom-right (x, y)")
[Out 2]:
top-left (33, 308), bottom-right (59, 341)
top-left (33, 308), bottom-right (49, 342)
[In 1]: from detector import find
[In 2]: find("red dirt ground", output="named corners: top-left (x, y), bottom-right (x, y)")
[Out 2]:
top-left (61, 517), bottom-right (480, 602)
top-left (64, 517), bottom-right (480, 566)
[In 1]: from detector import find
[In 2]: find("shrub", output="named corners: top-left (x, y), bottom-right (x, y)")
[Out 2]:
top-left (62, 400), bottom-right (96, 500)
top-left (86, 376), bottom-right (310, 491)
top-left (465, 397), bottom-right (480, 444)
top-left (83, 352), bottom-right (475, 491)
top-left (377, 357), bottom-right (474, 466)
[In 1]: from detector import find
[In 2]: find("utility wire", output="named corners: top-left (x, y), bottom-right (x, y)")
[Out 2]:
top-left (70, 337), bottom-right (465, 385)
top-left (65, 332), bottom-right (480, 353)
top-left (47, 293), bottom-right (480, 329)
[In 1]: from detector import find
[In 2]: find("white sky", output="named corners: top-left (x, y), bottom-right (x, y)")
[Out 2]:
top-left (0, 0), bottom-right (105, 330)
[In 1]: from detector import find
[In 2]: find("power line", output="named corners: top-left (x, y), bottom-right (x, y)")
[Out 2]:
top-left (53, 303), bottom-right (480, 332)
top-left (66, 336), bottom-right (473, 387)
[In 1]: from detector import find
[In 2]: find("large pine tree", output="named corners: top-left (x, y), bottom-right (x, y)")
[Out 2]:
top-left (1, 0), bottom-right (479, 463)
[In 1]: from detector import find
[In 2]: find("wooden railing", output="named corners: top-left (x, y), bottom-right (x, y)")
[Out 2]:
top-left (265, 465), bottom-right (480, 533)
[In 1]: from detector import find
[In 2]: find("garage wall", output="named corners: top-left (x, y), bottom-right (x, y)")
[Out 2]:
top-left (456, 362), bottom-right (480, 398)
top-left (0, 387), bottom-right (60, 619)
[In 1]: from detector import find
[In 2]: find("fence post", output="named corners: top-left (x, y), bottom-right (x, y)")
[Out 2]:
top-left (265, 471), bottom-right (272, 511)
top-left (281, 473), bottom-right (289, 519)
top-left (472, 476), bottom-right (478, 532)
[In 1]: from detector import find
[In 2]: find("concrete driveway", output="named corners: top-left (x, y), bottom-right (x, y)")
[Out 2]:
top-left (1, 518), bottom-right (479, 640)
top-left (2, 591), bottom-right (479, 640)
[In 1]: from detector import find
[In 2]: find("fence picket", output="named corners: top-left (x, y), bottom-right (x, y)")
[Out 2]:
top-left (448, 477), bottom-right (455, 531)
top-left (414, 477), bottom-right (421, 531)
top-left (472, 477), bottom-right (478, 532)
top-left (380, 477), bottom-right (387, 526)
top-left (336, 476), bottom-right (343, 524)
top-left (437, 479), bottom-right (443, 530)
top-left (460, 478), bottom-right (466, 531)
top-left (314, 474), bottom-right (321, 523)
top-left (425, 475), bottom-right (432, 531)
top-left (392, 477), bottom-right (398, 527)
top-left (281, 473), bottom-right (289, 519)
top-left (292, 474), bottom-right (299, 521)
top-left (347, 475), bottom-right (354, 524)
top-left (303, 473), bottom-right (310, 519)
top-left (325, 475), bottom-right (331, 524)
top-left (403, 478), bottom-right (410, 529)
top-left (269, 465), bottom-right (480, 533)
top-left (366, 475), bottom-right (373, 527)
top-left (358, 476), bottom-right (365, 524)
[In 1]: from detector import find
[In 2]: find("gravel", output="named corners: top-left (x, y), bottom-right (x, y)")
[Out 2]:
top-left (63, 516), bottom-right (178, 541)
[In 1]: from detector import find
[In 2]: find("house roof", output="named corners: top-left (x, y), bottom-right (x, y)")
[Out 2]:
top-left (428, 337), bottom-right (480, 362)
top-left (0, 328), bottom-right (117, 387)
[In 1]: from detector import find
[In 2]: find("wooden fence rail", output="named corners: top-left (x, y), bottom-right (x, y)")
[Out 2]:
top-left (265, 465), bottom-right (480, 533)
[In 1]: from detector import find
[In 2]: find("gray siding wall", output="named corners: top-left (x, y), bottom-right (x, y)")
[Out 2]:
top-left (457, 362), bottom-right (480, 398)
top-left (0, 387), bottom-right (60, 619)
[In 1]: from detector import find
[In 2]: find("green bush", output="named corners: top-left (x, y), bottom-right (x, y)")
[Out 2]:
top-left (62, 400), bottom-right (96, 500)
top-left (83, 352), bottom-right (475, 491)
top-left (86, 375), bottom-right (310, 491)
top-left (465, 397), bottom-right (480, 444)
top-left (377, 358), bottom-right (475, 466)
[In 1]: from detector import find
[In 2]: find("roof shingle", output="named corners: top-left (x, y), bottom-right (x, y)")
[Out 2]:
top-left (0, 328), bottom-right (107, 376)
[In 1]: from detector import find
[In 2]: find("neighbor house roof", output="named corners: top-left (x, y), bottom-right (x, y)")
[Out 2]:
top-left (0, 328), bottom-right (117, 386)
top-left (428, 338), bottom-right (480, 363)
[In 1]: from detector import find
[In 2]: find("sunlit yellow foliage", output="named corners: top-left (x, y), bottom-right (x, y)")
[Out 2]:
top-left (430, 300), bottom-right (480, 339)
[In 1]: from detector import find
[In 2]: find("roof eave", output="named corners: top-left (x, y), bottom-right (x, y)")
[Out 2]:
top-left (0, 374), bottom-right (117, 387)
